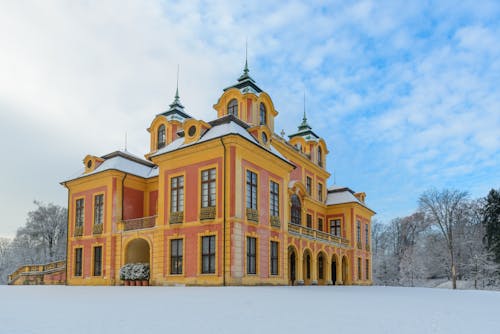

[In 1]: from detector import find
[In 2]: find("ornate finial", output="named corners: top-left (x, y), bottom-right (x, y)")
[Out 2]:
top-left (243, 38), bottom-right (249, 75)
top-left (280, 129), bottom-right (285, 137)
top-left (303, 90), bottom-right (307, 122)
top-left (174, 64), bottom-right (180, 101)
top-left (124, 131), bottom-right (128, 151)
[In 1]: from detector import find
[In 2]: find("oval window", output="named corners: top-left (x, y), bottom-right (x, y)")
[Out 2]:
top-left (188, 125), bottom-right (197, 137)
top-left (87, 160), bottom-right (92, 168)
top-left (262, 132), bottom-right (268, 144)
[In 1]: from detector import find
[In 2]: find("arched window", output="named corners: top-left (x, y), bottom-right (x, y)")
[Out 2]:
top-left (291, 194), bottom-right (302, 225)
top-left (318, 255), bottom-right (324, 279)
top-left (228, 99), bottom-right (238, 117)
top-left (259, 103), bottom-right (267, 125)
top-left (318, 146), bottom-right (323, 167)
top-left (157, 124), bottom-right (166, 149)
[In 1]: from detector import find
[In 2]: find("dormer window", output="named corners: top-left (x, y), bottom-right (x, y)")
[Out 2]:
top-left (228, 99), bottom-right (238, 117)
top-left (158, 124), bottom-right (166, 149)
top-left (259, 103), bottom-right (267, 125)
top-left (318, 146), bottom-right (323, 167)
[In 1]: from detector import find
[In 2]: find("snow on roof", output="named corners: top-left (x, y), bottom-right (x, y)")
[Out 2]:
top-left (326, 185), bottom-right (375, 213)
top-left (326, 189), bottom-right (362, 206)
top-left (151, 119), bottom-right (291, 165)
top-left (62, 151), bottom-right (158, 183)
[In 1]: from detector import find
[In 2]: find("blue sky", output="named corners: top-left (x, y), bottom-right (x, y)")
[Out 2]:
top-left (0, 0), bottom-right (499, 237)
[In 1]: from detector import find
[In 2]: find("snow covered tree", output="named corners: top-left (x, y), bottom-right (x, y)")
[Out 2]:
top-left (419, 189), bottom-right (469, 289)
top-left (16, 201), bottom-right (67, 261)
top-left (482, 189), bottom-right (500, 263)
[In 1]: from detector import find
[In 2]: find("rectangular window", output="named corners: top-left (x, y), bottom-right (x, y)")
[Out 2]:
top-left (330, 219), bottom-right (341, 237)
top-left (270, 181), bottom-right (279, 217)
top-left (247, 237), bottom-right (257, 275)
top-left (74, 248), bottom-right (82, 277)
top-left (366, 259), bottom-right (370, 280)
top-left (358, 258), bottom-right (362, 280)
top-left (318, 183), bottom-right (323, 201)
top-left (201, 168), bottom-right (216, 208)
top-left (306, 176), bottom-right (312, 195)
top-left (170, 239), bottom-right (183, 274)
top-left (93, 246), bottom-right (102, 276)
top-left (365, 224), bottom-right (369, 246)
top-left (170, 176), bottom-right (184, 213)
top-left (246, 170), bottom-right (257, 209)
top-left (94, 194), bottom-right (104, 225)
top-left (75, 199), bottom-right (84, 227)
top-left (306, 214), bottom-right (312, 228)
top-left (270, 241), bottom-right (279, 276)
top-left (201, 236), bottom-right (216, 274)
top-left (357, 221), bottom-right (361, 243)
top-left (318, 218), bottom-right (323, 231)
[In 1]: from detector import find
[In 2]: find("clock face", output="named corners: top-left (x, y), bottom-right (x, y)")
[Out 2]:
top-left (262, 132), bottom-right (268, 144)
top-left (188, 125), bottom-right (196, 137)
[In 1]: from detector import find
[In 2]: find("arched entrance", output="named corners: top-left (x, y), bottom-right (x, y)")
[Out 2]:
top-left (125, 238), bottom-right (150, 264)
top-left (331, 254), bottom-right (338, 285)
top-left (342, 256), bottom-right (349, 285)
top-left (288, 246), bottom-right (297, 286)
top-left (317, 252), bottom-right (326, 285)
top-left (303, 249), bottom-right (312, 285)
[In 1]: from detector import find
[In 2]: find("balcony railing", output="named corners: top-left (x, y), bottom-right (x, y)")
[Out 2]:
top-left (93, 224), bottom-right (103, 235)
top-left (8, 260), bottom-right (66, 285)
top-left (123, 215), bottom-right (157, 231)
top-left (200, 207), bottom-right (216, 220)
top-left (246, 208), bottom-right (259, 222)
top-left (288, 223), bottom-right (350, 248)
top-left (270, 216), bottom-right (281, 228)
top-left (74, 226), bottom-right (83, 237)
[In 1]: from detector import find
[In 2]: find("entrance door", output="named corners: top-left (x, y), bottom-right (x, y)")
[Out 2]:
top-left (290, 252), bottom-right (296, 285)
top-left (331, 261), bottom-right (337, 285)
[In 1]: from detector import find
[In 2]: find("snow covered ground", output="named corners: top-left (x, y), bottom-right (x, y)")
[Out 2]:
top-left (1, 285), bottom-right (499, 334)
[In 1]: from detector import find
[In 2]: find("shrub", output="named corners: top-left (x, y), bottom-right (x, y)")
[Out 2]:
top-left (119, 263), bottom-right (150, 280)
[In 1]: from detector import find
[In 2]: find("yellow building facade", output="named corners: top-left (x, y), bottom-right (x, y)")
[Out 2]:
top-left (62, 63), bottom-right (375, 286)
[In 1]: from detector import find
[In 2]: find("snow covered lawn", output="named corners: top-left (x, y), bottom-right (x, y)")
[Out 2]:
top-left (1, 285), bottom-right (499, 334)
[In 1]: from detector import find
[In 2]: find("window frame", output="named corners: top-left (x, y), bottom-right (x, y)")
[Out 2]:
top-left (75, 198), bottom-right (84, 228)
top-left (201, 235), bottom-right (216, 274)
top-left (270, 181), bottom-right (279, 217)
top-left (306, 214), bottom-right (312, 228)
top-left (170, 175), bottom-right (184, 213)
top-left (201, 168), bottom-right (216, 209)
top-left (246, 236), bottom-right (257, 275)
top-left (246, 170), bottom-right (258, 210)
top-left (228, 99), bottom-right (238, 117)
top-left (318, 183), bottom-right (323, 202)
top-left (306, 176), bottom-right (312, 196)
top-left (290, 194), bottom-right (302, 225)
top-left (93, 245), bottom-right (102, 277)
top-left (170, 238), bottom-right (183, 275)
top-left (93, 194), bottom-right (104, 226)
top-left (157, 124), bottom-right (166, 149)
top-left (330, 219), bottom-right (341, 237)
top-left (270, 241), bottom-right (279, 276)
top-left (74, 247), bottom-right (83, 277)
top-left (259, 103), bottom-right (267, 125)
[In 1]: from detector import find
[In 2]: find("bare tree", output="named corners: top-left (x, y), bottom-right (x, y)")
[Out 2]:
top-left (419, 189), bottom-right (469, 289)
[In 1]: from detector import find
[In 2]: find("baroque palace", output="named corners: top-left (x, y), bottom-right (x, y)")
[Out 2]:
top-left (61, 62), bottom-right (375, 286)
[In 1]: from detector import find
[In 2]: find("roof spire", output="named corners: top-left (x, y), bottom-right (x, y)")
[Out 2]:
top-left (244, 38), bottom-right (249, 75)
top-left (302, 90), bottom-right (307, 123)
top-left (174, 64), bottom-right (180, 102)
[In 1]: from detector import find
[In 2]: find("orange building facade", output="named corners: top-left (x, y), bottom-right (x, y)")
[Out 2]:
top-left (62, 64), bottom-right (375, 286)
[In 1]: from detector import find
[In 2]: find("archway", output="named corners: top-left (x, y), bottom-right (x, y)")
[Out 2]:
top-left (125, 238), bottom-right (150, 264)
top-left (288, 246), bottom-right (297, 286)
top-left (342, 256), bottom-right (349, 285)
top-left (331, 254), bottom-right (338, 285)
top-left (303, 249), bottom-right (312, 285)
top-left (317, 252), bottom-right (327, 285)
